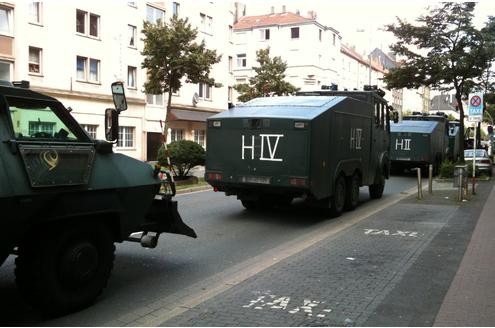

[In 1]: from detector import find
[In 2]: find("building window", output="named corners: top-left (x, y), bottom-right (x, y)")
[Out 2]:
top-left (117, 126), bottom-right (134, 148)
top-left (291, 27), bottom-right (299, 39)
top-left (260, 28), bottom-right (270, 40)
top-left (193, 129), bottom-right (205, 148)
top-left (29, 2), bottom-right (42, 24)
top-left (76, 10), bottom-right (100, 38)
top-left (198, 83), bottom-right (211, 100)
top-left (0, 6), bottom-right (13, 35)
top-left (0, 61), bottom-right (12, 80)
top-left (29, 121), bottom-right (55, 136)
top-left (332, 34), bottom-right (336, 46)
top-left (76, 56), bottom-right (100, 83)
top-left (228, 56), bottom-right (233, 73)
top-left (237, 54), bottom-right (246, 67)
top-left (170, 128), bottom-right (184, 142)
top-left (228, 86), bottom-right (233, 102)
top-left (228, 25), bottom-right (233, 43)
top-left (146, 5), bottom-right (165, 24)
top-left (28, 47), bottom-right (42, 74)
top-left (319, 29), bottom-right (322, 41)
top-left (82, 124), bottom-right (98, 139)
top-left (146, 93), bottom-right (164, 106)
top-left (127, 66), bottom-right (137, 88)
top-left (200, 13), bottom-right (212, 34)
top-left (172, 2), bottom-right (180, 16)
top-left (128, 24), bottom-right (136, 47)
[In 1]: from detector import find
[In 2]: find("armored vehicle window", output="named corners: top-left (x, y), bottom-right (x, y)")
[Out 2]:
top-left (7, 96), bottom-right (80, 141)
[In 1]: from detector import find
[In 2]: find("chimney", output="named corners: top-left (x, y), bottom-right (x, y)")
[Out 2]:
top-left (307, 10), bottom-right (316, 19)
top-left (270, 6), bottom-right (274, 14)
top-left (282, 5), bottom-right (286, 12)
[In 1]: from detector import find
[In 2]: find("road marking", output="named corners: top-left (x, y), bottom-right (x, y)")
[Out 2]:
top-left (113, 186), bottom-right (420, 326)
top-left (364, 229), bottom-right (420, 237)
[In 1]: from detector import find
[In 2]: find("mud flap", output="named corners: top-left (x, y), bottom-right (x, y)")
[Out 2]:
top-left (142, 198), bottom-right (197, 238)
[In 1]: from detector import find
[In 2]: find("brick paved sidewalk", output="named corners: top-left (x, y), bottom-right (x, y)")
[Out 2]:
top-left (434, 182), bottom-right (495, 326)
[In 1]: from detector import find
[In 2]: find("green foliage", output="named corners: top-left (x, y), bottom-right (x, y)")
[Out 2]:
top-left (439, 159), bottom-right (455, 178)
top-left (157, 140), bottom-right (205, 177)
top-left (141, 17), bottom-right (221, 121)
top-left (383, 3), bottom-right (495, 162)
top-left (234, 48), bottom-right (298, 102)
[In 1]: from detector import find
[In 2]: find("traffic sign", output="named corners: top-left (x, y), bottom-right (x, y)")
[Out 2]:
top-left (468, 92), bottom-right (483, 122)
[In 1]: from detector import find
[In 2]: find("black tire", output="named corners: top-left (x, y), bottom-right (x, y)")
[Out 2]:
top-left (344, 174), bottom-right (360, 211)
top-left (330, 175), bottom-right (346, 217)
top-left (240, 199), bottom-right (257, 210)
top-left (15, 221), bottom-right (115, 316)
top-left (273, 195), bottom-right (293, 207)
top-left (369, 172), bottom-right (385, 199)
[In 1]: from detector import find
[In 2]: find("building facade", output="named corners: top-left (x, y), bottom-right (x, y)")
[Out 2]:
top-left (0, 1), bottom-right (235, 161)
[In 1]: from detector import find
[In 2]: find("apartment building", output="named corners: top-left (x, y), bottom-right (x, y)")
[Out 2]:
top-left (0, 1), bottom-right (235, 161)
top-left (232, 10), bottom-right (342, 94)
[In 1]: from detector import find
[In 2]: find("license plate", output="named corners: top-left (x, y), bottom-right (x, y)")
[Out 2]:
top-left (241, 176), bottom-right (271, 184)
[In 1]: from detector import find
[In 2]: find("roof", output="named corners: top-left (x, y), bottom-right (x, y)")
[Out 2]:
top-left (391, 120), bottom-right (438, 134)
top-left (169, 108), bottom-right (218, 122)
top-left (208, 96), bottom-right (345, 120)
top-left (0, 84), bottom-right (58, 102)
top-left (234, 12), bottom-right (313, 30)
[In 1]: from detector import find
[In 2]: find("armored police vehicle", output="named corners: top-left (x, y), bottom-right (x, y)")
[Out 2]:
top-left (0, 81), bottom-right (196, 315)
top-left (205, 87), bottom-right (396, 216)
top-left (390, 113), bottom-right (449, 174)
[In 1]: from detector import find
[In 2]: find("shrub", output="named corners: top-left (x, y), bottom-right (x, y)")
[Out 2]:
top-left (439, 159), bottom-right (454, 178)
top-left (157, 140), bottom-right (205, 177)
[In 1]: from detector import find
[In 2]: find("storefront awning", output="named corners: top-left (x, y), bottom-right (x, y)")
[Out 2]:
top-left (169, 108), bottom-right (219, 122)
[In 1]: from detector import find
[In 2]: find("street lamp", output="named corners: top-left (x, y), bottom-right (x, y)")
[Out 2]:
top-left (356, 28), bottom-right (372, 86)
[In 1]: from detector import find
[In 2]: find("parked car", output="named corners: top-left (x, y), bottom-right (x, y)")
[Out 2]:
top-left (464, 149), bottom-right (493, 176)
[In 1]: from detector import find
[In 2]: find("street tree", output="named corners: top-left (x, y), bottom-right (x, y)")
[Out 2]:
top-left (141, 16), bottom-right (221, 141)
top-left (234, 48), bottom-right (298, 102)
top-left (383, 2), bottom-right (494, 161)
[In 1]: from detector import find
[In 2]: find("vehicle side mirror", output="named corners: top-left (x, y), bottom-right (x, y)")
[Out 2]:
top-left (105, 108), bottom-right (119, 142)
top-left (111, 82), bottom-right (127, 112)
top-left (392, 111), bottom-right (399, 123)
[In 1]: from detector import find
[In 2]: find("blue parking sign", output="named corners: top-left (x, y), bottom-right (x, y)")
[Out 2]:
top-left (468, 93), bottom-right (483, 122)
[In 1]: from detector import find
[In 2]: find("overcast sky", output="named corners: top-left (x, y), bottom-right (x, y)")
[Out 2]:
top-left (245, 1), bottom-right (494, 55)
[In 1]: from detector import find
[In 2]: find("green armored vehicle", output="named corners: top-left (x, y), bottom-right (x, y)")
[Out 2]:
top-left (390, 113), bottom-right (449, 174)
top-left (0, 81), bottom-right (196, 315)
top-left (205, 87), bottom-right (396, 216)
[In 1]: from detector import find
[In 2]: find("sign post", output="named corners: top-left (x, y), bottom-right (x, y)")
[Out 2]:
top-left (468, 93), bottom-right (483, 195)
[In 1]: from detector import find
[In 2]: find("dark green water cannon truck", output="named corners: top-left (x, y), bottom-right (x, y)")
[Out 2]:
top-left (205, 87), bottom-right (397, 216)
top-left (0, 81), bottom-right (196, 315)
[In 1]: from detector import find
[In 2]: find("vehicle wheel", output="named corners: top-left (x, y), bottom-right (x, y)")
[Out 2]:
top-left (240, 199), bottom-right (257, 210)
top-left (15, 221), bottom-right (115, 316)
top-left (274, 195), bottom-right (293, 207)
top-left (344, 174), bottom-right (360, 211)
top-left (330, 175), bottom-right (346, 217)
top-left (369, 172), bottom-right (385, 199)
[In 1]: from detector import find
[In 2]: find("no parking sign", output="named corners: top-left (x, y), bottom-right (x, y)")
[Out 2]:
top-left (468, 93), bottom-right (483, 122)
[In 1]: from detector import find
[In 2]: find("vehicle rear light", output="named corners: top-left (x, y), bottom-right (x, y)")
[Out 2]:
top-left (289, 177), bottom-right (307, 187)
top-left (480, 159), bottom-right (490, 164)
top-left (207, 172), bottom-right (222, 181)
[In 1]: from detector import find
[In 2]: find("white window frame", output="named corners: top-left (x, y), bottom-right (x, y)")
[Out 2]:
top-left (117, 126), bottom-right (135, 148)
top-left (76, 9), bottom-right (100, 38)
top-left (0, 6), bottom-right (13, 36)
top-left (128, 24), bottom-right (137, 48)
top-left (170, 128), bottom-right (184, 142)
top-left (28, 46), bottom-right (42, 75)
top-left (193, 129), bottom-right (205, 148)
top-left (146, 5), bottom-right (165, 24)
top-left (237, 54), bottom-right (246, 68)
top-left (29, 2), bottom-right (42, 25)
top-left (198, 83), bottom-right (211, 100)
top-left (146, 93), bottom-right (164, 106)
top-left (290, 27), bottom-right (299, 39)
top-left (172, 2), bottom-right (180, 16)
top-left (0, 61), bottom-right (12, 81)
top-left (76, 56), bottom-right (100, 83)
top-left (127, 66), bottom-right (137, 88)
top-left (259, 28), bottom-right (270, 41)
top-left (81, 124), bottom-right (98, 139)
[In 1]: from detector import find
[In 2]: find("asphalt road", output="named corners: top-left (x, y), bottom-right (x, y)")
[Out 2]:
top-left (0, 174), bottom-right (419, 326)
